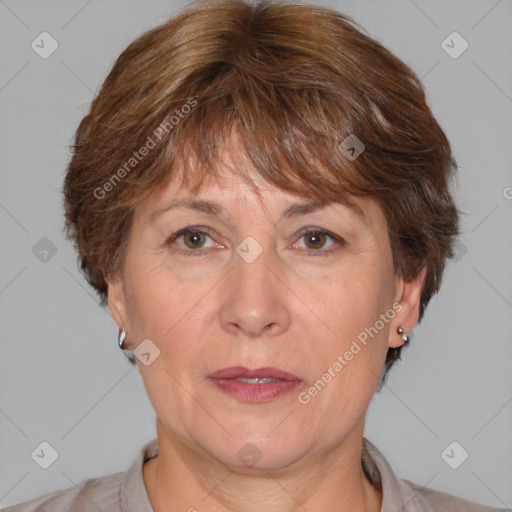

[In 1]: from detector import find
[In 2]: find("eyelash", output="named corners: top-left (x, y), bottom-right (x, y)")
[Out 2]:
top-left (163, 226), bottom-right (344, 258)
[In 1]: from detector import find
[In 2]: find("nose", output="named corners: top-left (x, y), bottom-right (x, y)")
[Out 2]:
top-left (219, 244), bottom-right (291, 339)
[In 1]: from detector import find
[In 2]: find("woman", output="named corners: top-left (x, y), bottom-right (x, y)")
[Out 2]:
top-left (5, 0), bottom-right (506, 510)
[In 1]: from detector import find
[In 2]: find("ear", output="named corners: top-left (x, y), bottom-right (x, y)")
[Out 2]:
top-left (105, 272), bottom-right (128, 332)
top-left (388, 266), bottom-right (427, 348)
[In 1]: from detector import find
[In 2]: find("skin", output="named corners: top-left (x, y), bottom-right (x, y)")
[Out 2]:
top-left (106, 132), bottom-right (426, 512)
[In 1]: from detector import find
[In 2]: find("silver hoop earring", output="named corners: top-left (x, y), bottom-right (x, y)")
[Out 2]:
top-left (118, 325), bottom-right (127, 350)
top-left (118, 325), bottom-right (136, 364)
top-left (397, 327), bottom-right (409, 344)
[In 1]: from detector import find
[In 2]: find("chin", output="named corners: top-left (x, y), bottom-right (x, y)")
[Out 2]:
top-left (199, 424), bottom-right (311, 471)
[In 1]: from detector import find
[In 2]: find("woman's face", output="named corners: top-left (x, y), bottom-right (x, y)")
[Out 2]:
top-left (107, 136), bottom-right (423, 470)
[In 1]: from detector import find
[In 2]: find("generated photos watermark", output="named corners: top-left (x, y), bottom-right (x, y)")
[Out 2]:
top-left (93, 97), bottom-right (198, 200)
top-left (298, 302), bottom-right (403, 404)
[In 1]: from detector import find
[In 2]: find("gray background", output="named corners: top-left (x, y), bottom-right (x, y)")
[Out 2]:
top-left (1, 0), bottom-right (511, 508)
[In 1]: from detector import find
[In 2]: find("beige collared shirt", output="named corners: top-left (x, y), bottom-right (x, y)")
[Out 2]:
top-left (3, 437), bottom-right (506, 511)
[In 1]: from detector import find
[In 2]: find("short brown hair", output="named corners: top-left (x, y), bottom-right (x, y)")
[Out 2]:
top-left (63, 0), bottom-right (459, 381)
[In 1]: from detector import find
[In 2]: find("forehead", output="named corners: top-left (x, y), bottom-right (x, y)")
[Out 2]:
top-left (137, 129), bottom-right (382, 231)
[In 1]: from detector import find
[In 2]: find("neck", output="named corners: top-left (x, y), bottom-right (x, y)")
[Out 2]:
top-left (143, 420), bottom-right (382, 512)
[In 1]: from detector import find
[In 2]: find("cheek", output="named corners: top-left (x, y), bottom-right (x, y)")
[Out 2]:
top-left (122, 253), bottom-right (184, 339)
top-left (121, 256), bottom-right (213, 423)
top-left (314, 258), bottom-right (394, 384)
top-left (123, 252), bottom-right (217, 364)
top-left (324, 258), bottom-right (392, 333)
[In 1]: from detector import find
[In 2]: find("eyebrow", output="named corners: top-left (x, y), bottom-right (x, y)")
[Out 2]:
top-left (150, 197), bottom-right (367, 225)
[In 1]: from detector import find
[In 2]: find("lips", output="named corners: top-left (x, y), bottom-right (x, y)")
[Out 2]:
top-left (208, 366), bottom-right (303, 402)
top-left (208, 366), bottom-right (302, 381)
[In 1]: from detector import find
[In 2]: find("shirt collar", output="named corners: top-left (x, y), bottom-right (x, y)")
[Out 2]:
top-left (362, 437), bottom-right (410, 510)
top-left (121, 437), bottom-right (158, 512)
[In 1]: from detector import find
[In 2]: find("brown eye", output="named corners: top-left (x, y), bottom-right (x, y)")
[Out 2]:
top-left (294, 228), bottom-right (343, 257)
top-left (183, 230), bottom-right (207, 249)
top-left (163, 227), bottom-right (217, 255)
top-left (303, 230), bottom-right (327, 250)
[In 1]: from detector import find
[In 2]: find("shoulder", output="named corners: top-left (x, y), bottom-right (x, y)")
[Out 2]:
top-left (362, 437), bottom-right (507, 512)
top-left (397, 477), bottom-right (507, 511)
top-left (1, 471), bottom-right (124, 512)
top-left (2, 438), bottom-right (158, 512)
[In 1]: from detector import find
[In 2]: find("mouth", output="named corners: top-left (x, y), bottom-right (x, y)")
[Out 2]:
top-left (208, 366), bottom-right (303, 403)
